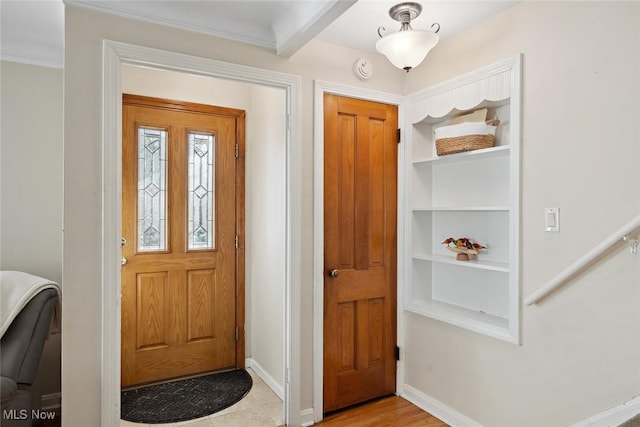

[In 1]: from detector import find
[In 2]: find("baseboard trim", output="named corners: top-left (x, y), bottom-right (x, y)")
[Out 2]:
top-left (41, 392), bottom-right (61, 410)
top-left (570, 395), bottom-right (640, 427)
top-left (401, 384), bottom-right (483, 427)
top-left (245, 357), bottom-right (285, 401)
top-left (300, 408), bottom-right (315, 427)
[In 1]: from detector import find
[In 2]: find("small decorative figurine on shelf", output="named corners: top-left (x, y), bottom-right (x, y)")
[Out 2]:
top-left (441, 237), bottom-right (486, 261)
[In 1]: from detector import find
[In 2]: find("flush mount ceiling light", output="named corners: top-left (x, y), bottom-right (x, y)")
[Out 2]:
top-left (376, 2), bottom-right (440, 72)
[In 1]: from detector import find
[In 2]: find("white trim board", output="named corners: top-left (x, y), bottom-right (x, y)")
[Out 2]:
top-left (312, 80), bottom-right (405, 422)
top-left (401, 385), bottom-right (484, 427)
top-left (101, 40), bottom-right (301, 427)
top-left (300, 408), bottom-right (315, 427)
top-left (403, 387), bottom-right (640, 427)
top-left (41, 392), bottom-right (62, 410)
top-left (570, 395), bottom-right (640, 427)
top-left (0, 54), bottom-right (63, 69)
top-left (245, 358), bottom-right (285, 401)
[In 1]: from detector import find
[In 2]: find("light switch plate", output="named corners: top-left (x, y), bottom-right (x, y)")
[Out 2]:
top-left (545, 208), bottom-right (559, 232)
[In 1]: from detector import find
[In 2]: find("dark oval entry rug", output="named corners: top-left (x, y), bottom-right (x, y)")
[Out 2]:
top-left (121, 369), bottom-right (253, 424)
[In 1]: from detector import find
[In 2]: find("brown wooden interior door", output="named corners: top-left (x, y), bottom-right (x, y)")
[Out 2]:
top-left (121, 95), bottom-right (244, 387)
top-left (323, 94), bottom-right (398, 412)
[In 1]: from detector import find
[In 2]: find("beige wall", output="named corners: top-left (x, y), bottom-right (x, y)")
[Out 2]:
top-left (63, 5), bottom-right (403, 425)
top-left (246, 84), bottom-right (287, 392)
top-left (121, 63), bottom-right (253, 109)
top-left (404, 2), bottom-right (640, 426)
top-left (63, 2), bottom-right (640, 425)
top-left (0, 60), bottom-right (63, 406)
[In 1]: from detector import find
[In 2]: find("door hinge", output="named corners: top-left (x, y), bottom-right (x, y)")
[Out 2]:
top-left (397, 128), bottom-right (401, 144)
top-left (235, 326), bottom-right (239, 341)
top-left (395, 345), bottom-right (400, 361)
top-left (235, 235), bottom-right (239, 250)
top-left (235, 143), bottom-right (239, 159)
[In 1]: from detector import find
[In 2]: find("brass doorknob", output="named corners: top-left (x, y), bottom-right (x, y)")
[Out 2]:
top-left (328, 269), bottom-right (340, 278)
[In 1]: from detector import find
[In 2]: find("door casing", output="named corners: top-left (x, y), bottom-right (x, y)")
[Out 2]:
top-left (313, 81), bottom-right (406, 422)
top-left (101, 41), bottom-right (302, 427)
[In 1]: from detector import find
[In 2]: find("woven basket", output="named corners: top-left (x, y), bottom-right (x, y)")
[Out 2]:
top-left (435, 134), bottom-right (495, 156)
top-left (434, 121), bottom-right (498, 156)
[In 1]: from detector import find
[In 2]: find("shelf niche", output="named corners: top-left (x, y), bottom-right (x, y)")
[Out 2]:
top-left (404, 55), bottom-right (521, 344)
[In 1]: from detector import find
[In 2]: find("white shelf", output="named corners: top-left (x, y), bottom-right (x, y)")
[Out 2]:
top-left (412, 145), bottom-right (510, 165)
top-left (412, 253), bottom-right (510, 273)
top-left (412, 206), bottom-right (510, 212)
top-left (405, 55), bottom-right (521, 344)
top-left (405, 299), bottom-right (514, 343)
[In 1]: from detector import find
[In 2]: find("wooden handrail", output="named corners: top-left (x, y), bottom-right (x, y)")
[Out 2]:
top-left (525, 213), bottom-right (640, 306)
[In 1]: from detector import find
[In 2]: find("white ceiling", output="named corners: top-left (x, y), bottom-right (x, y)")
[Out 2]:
top-left (318, 0), bottom-right (518, 53)
top-left (0, 1), bottom-right (65, 68)
top-left (0, 0), bottom-right (518, 69)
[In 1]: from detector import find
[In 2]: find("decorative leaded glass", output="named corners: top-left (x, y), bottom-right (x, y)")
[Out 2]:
top-left (137, 127), bottom-right (167, 251)
top-left (188, 132), bottom-right (215, 250)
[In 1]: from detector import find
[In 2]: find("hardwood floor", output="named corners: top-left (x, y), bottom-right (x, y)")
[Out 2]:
top-left (38, 396), bottom-right (445, 427)
top-left (317, 396), bottom-right (448, 426)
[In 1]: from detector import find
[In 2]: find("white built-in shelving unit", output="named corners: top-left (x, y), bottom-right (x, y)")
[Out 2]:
top-left (404, 56), bottom-right (522, 343)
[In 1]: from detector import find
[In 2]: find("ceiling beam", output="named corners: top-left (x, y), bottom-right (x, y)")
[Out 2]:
top-left (275, 0), bottom-right (357, 58)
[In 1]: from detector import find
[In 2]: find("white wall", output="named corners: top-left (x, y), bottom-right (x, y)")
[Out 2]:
top-left (63, 3), bottom-right (640, 426)
top-left (121, 64), bottom-right (286, 395)
top-left (0, 60), bottom-right (63, 405)
top-left (65, 8), bottom-right (400, 416)
top-left (63, 6), bottom-right (404, 423)
top-left (403, 2), bottom-right (640, 426)
top-left (245, 84), bottom-right (286, 395)
top-left (121, 64), bottom-right (252, 109)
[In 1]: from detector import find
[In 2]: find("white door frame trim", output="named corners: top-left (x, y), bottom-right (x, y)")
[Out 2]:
top-left (102, 40), bottom-right (302, 427)
top-left (312, 80), bottom-right (406, 422)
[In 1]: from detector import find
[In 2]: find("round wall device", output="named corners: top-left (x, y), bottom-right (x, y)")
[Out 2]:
top-left (354, 58), bottom-right (374, 81)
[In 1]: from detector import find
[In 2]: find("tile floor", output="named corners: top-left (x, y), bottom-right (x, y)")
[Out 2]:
top-left (120, 368), bottom-right (284, 427)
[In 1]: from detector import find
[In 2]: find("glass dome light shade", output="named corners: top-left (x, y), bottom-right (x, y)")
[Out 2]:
top-left (376, 29), bottom-right (439, 71)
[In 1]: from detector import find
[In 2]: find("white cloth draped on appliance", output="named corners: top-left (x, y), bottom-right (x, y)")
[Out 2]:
top-left (0, 270), bottom-right (61, 337)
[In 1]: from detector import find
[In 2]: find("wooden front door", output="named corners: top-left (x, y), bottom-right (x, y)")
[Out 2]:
top-left (121, 94), bottom-right (245, 387)
top-left (323, 94), bottom-right (398, 412)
